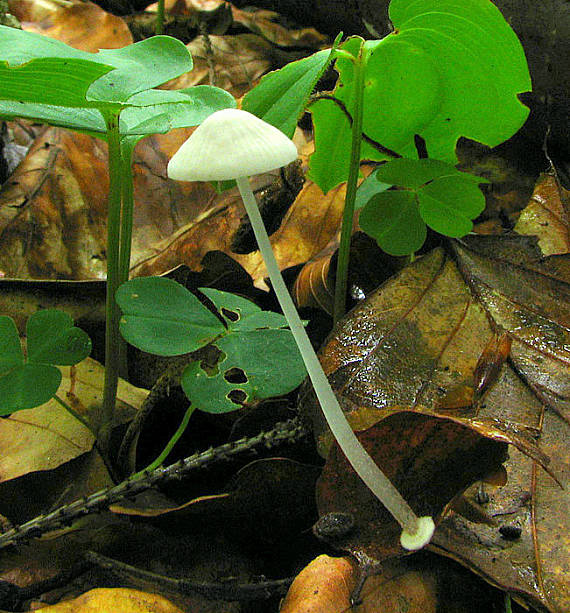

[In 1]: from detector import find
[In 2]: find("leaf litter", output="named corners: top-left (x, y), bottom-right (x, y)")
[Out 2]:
top-left (0, 1), bottom-right (568, 612)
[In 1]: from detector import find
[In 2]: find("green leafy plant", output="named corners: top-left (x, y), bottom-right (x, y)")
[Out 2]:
top-left (242, 0), bottom-right (531, 322)
top-left (116, 276), bottom-right (308, 470)
top-left (0, 310), bottom-right (91, 427)
top-left (0, 25), bottom-right (236, 456)
top-left (358, 159), bottom-right (490, 255)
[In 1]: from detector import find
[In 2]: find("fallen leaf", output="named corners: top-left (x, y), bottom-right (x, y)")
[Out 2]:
top-left (231, 7), bottom-right (328, 49)
top-left (19, 1), bottom-right (133, 51)
top-left (0, 129), bottom-right (109, 280)
top-left (174, 34), bottom-right (275, 97)
top-left (300, 236), bottom-right (569, 612)
top-left (315, 410), bottom-right (510, 560)
top-left (279, 555), bottom-right (356, 613)
top-left (514, 171), bottom-right (570, 256)
top-left (111, 458), bottom-right (320, 544)
top-left (0, 358), bottom-right (146, 483)
top-left (34, 588), bottom-right (185, 613)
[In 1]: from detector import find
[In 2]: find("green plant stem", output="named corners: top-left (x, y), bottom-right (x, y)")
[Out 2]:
top-left (236, 175), bottom-right (423, 539)
top-left (504, 594), bottom-right (512, 613)
top-left (118, 139), bottom-right (136, 286)
top-left (155, 0), bottom-right (164, 35)
top-left (99, 111), bottom-right (124, 458)
top-left (333, 44), bottom-right (366, 326)
top-left (133, 405), bottom-right (196, 477)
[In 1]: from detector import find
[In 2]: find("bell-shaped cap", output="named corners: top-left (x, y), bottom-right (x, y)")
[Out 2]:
top-left (167, 108), bottom-right (298, 182)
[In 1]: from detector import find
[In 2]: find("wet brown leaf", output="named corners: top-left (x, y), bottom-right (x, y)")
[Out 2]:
top-left (315, 411), bottom-right (510, 560)
top-left (301, 236), bottom-right (569, 612)
top-left (111, 458), bottom-right (320, 543)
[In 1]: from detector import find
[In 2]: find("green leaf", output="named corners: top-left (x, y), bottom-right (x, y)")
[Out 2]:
top-left (383, 0), bottom-right (530, 159)
top-left (87, 36), bottom-right (193, 105)
top-left (181, 329), bottom-right (306, 413)
top-left (117, 277), bottom-right (225, 356)
top-left (309, 0), bottom-right (531, 191)
top-left (359, 191), bottom-right (426, 255)
top-left (0, 310), bottom-right (90, 415)
top-left (308, 96), bottom-right (382, 193)
top-left (199, 288), bottom-right (290, 331)
top-left (0, 86), bottom-right (235, 140)
top-left (26, 309), bottom-right (92, 366)
top-left (418, 176), bottom-right (486, 237)
top-left (0, 316), bottom-right (24, 374)
top-left (0, 363), bottom-right (62, 416)
top-left (242, 46), bottom-right (336, 138)
top-left (354, 172), bottom-right (391, 210)
top-left (373, 158), bottom-right (487, 189)
top-left (0, 27), bottom-right (193, 112)
top-left (121, 86), bottom-right (236, 136)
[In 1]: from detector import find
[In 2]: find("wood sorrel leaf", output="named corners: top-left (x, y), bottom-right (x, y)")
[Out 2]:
top-left (372, 159), bottom-right (486, 190)
top-left (116, 277), bottom-right (225, 357)
top-left (199, 287), bottom-right (290, 331)
top-left (419, 177), bottom-right (486, 238)
top-left (360, 159), bottom-right (489, 254)
top-left (0, 363), bottom-right (62, 416)
top-left (117, 279), bottom-right (306, 412)
top-left (0, 316), bottom-right (23, 373)
top-left (182, 329), bottom-right (306, 413)
top-left (0, 310), bottom-right (91, 415)
top-left (359, 191), bottom-right (426, 256)
top-left (26, 309), bottom-right (92, 366)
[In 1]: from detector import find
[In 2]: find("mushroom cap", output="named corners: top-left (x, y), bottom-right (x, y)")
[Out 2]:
top-left (167, 108), bottom-right (298, 181)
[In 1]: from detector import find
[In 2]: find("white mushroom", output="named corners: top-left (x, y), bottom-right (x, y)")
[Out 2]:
top-left (167, 108), bottom-right (434, 550)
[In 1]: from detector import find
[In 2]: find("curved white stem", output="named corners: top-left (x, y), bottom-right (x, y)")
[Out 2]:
top-left (236, 176), bottom-right (434, 549)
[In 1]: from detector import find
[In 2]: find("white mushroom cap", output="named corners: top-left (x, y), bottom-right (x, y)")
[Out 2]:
top-left (167, 108), bottom-right (298, 182)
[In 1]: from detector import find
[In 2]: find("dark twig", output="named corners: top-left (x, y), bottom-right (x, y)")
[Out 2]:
top-left (85, 551), bottom-right (293, 601)
top-left (0, 418), bottom-right (308, 549)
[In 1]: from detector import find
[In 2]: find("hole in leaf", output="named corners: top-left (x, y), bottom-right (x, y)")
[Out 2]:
top-left (227, 389), bottom-right (247, 405)
top-left (221, 308), bottom-right (239, 322)
top-left (224, 367), bottom-right (248, 384)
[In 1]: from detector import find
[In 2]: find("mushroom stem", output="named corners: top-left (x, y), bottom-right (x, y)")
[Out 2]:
top-left (236, 176), bottom-right (434, 549)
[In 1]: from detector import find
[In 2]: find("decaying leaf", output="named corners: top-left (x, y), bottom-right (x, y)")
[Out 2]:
top-left (33, 588), bottom-right (185, 613)
top-left (19, 1), bottom-right (133, 51)
top-left (301, 232), bottom-right (569, 612)
top-left (0, 358), bottom-right (146, 483)
top-left (279, 554), bottom-right (357, 613)
top-left (315, 410), bottom-right (510, 559)
top-left (514, 171), bottom-right (570, 256)
top-left (111, 458), bottom-right (320, 544)
top-left (0, 129), bottom-right (109, 280)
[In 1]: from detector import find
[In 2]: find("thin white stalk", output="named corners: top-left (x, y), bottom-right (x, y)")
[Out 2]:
top-left (236, 176), bottom-right (433, 547)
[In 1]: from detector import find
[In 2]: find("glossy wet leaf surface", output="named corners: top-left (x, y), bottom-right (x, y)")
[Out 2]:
top-left (301, 234), bottom-right (569, 612)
